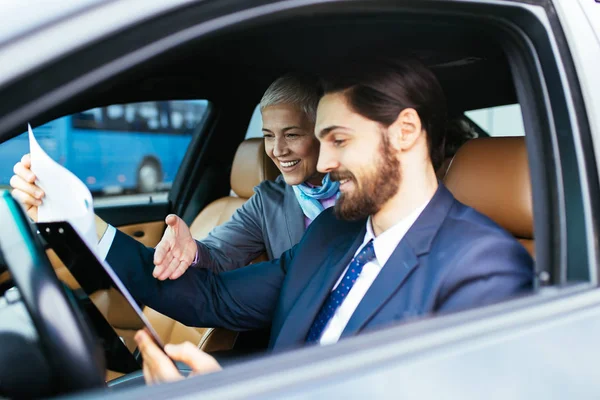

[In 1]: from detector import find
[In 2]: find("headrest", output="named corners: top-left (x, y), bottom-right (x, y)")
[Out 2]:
top-left (231, 138), bottom-right (280, 198)
top-left (443, 137), bottom-right (533, 240)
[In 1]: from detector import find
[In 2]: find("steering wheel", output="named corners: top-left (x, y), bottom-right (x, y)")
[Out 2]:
top-left (0, 191), bottom-right (105, 395)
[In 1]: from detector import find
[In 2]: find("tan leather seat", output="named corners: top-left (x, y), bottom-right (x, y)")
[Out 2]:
top-left (189, 137), bottom-right (280, 238)
top-left (443, 137), bottom-right (534, 257)
top-left (0, 271), bottom-right (10, 287)
top-left (144, 138), bottom-right (279, 349)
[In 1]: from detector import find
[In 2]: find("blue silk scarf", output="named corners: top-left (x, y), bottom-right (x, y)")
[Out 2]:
top-left (292, 174), bottom-right (340, 221)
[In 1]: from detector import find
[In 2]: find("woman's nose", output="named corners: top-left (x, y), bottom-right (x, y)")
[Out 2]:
top-left (272, 138), bottom-right (289, 157)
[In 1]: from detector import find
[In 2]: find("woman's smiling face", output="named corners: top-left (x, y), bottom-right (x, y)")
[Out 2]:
top-left (262, 104), bottom-right (322, 186)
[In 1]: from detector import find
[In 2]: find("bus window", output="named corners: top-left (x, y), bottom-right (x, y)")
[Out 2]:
top-left (0, 100), bottom-right (210, 204)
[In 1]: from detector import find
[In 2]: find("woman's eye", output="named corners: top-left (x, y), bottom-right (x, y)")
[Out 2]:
top-left (333, 139), bottom-right (346, 147)
top-left (286, 133), bottom-right (299, 138)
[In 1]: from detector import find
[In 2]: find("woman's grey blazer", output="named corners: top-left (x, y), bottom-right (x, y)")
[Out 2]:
top-left (195, 175), bottom-right (305, 272)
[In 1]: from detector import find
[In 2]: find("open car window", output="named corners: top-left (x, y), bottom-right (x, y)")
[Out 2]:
top-left (248, 103), bottom-right (526, 139)
top-left (465, 104), bottom-right (525, 137)
top-left (0, 100), bottom-right (210, 206)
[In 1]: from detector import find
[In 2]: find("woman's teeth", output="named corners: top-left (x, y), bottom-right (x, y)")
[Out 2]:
top-left (340, 178), bottom-right (350, 185)
top-left (280, 160), bottom-right (300, 168)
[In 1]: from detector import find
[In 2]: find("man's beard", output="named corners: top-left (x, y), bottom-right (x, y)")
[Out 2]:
top-left (331, 134), bottom-right (400, 221)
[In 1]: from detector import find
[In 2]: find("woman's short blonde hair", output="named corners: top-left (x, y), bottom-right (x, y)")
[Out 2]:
top-left (259, 74), bottom-right (320, 123)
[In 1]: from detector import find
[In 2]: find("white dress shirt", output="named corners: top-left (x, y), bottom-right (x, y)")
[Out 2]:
top-left (319, 201), bottom-right (429, 346)
top-left (98, 224), bottom-right (117, 261)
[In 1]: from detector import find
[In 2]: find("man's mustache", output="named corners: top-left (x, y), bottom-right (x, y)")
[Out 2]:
top-left (330, 170), bottom-right (355, 182)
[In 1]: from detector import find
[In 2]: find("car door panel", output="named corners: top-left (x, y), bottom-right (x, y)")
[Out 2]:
top-left (95, 200), bottom-right (169, 227)
top-left (116, 220), bottom-right (165, 249)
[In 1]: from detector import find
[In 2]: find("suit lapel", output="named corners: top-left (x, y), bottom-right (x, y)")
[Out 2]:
top-left (340, 241), bottom-right (418, 337)
top-left (283, 184), bottom-right (305, 246)
top-left (272, 223), bottom-right (366, 349)
top-left (341, 183), bottom-right (457, 338)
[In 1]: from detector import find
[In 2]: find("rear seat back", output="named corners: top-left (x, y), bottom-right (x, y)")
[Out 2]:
top-left (189, 138), bottom-right (279, 238)
top-left (443, 136), bottom-right (534, 257)
top-left (145, 138), bottom-right (279, 349)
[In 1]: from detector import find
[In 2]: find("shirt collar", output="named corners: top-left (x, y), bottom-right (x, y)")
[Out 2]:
top-left (362, 200), bottom-right (430, 267)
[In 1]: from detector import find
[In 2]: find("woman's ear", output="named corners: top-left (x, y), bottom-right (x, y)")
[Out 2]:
top-left (388, 108), bottom-right (423, 151)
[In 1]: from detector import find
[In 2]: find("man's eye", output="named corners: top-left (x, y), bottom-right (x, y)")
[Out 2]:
top-left (263, 135), bottom-right (274, 139)
top-left (286, 133), bottom-right (299, 138)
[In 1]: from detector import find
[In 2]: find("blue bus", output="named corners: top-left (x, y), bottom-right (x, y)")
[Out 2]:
top-left (0, 100), bottom-right (208, 194)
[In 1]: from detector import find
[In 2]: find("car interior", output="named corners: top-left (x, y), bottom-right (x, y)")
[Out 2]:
top-left (1, 1), bottom-right (589, 398)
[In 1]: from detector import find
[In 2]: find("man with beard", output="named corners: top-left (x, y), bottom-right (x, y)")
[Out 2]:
top-left (124, 59), bottom-right (533, 383)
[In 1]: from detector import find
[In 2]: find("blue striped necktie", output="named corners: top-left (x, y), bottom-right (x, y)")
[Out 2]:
top-left (306, 240), bottom-right (376, 343)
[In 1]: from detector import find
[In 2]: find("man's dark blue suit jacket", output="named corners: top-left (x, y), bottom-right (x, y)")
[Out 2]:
top-left (107, 184), bottom-right (533, 351)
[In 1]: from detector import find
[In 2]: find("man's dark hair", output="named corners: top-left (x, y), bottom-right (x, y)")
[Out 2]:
top-left (320, 58), bottom-right (447, 170)
top-left (444, 119), bottom-right (477, 158)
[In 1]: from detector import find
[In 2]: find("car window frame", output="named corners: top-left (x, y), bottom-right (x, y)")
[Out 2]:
top-left (0, 0), bottom-right (598, 397)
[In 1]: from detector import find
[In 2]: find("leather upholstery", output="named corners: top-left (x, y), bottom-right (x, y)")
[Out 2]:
top-left (48, 249), bottom-right (80, 290)
top-left (230, 138), bottom-right (280, 198)
top-left (189, 197), bottom-right (246, 239)
top-left (443, 137), bottom-right (534, 256)
top-left (118, 221), bottom-right (166, 248)
top-left (105, 369), bottom-right (124, 382)
top-left (91, 289), bottom-right (144, 330)
top-left (145, 138), bottom-right (278, 349)
top-left (0, 270), bottom-right (10, 286)
top-left (92, 221), bottom-right (167, 329)
top-left (143, 308), bottom-right (238, 350)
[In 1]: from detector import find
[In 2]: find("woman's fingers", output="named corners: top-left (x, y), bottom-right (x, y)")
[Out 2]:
top-left (11, 188), bottom-right (40, 208)
top-left (10, 174), bottom-right (43, 203)
top-left (20, 153), bottom-right (32, 169)
top-left (14, 157), bottom-right (36, 184)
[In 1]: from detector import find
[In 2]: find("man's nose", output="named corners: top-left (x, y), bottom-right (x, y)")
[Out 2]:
top-left (317, 147), bottom-right (338, 173)
top-left (272, 138), bottom-right (288, 157)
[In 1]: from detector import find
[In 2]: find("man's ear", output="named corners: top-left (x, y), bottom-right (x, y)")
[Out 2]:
top-left (388, 108), bottom-right (422, 151)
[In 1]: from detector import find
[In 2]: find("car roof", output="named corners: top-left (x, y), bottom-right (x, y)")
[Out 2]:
top-left (22, 13), bottom-right (515, 131)
top-left (0, 0), bottom-right (106, 47)
top-left (0, 1), bottom-right (520, 143)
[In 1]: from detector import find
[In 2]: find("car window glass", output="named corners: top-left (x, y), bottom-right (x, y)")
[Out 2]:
top-left (247, 102), bottom-right (526, 138)
top-left (0, 100), bottom-right (210, 205)
top-left (465, 104), bottom-right (525, 137)
top-left (245, 104), bottom-right (263, 139)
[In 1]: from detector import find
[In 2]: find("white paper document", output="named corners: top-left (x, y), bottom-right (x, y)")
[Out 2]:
top-left (28, 124), bottom-right (98, 251)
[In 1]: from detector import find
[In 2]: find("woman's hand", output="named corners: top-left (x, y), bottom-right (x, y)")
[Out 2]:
top-left (153, 214), bottom-right (198, 280)
top-left (10, 154), bottom-right (44, 222)
top-left (134, 330), bottom-right (222, 385)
